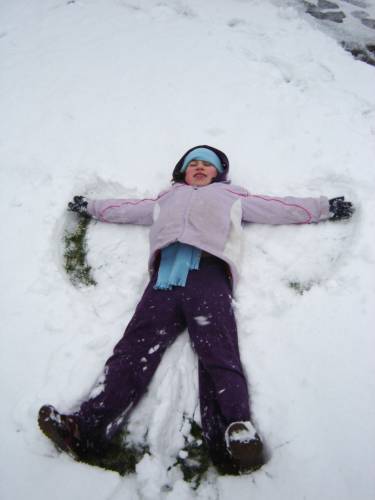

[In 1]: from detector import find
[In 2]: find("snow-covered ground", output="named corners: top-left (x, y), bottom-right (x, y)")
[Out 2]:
top-left (1, 0), bottom-right (375, 499)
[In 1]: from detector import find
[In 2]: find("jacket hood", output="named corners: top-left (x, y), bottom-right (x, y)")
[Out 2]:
top-left (172, 145), bottom-right (230, 183)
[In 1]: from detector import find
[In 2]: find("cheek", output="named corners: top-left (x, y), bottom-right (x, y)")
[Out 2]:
top-left (185, 170), bottom-right (194, 185)
top-left (209, 168), bottom-right (218, 180)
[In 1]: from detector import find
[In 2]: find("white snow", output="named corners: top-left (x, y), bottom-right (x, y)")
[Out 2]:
top-left (148, 344), bottom-right (161, 355)
top-left (1, 0), bottom-right (375, 499)
top-left (225, 422), bottom-right (257, 444)
top-left (194, 316), bottom-right (211, 326)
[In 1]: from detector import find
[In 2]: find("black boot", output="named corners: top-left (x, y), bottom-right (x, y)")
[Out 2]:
top-left (225, 421), bottom-right (265, 472)
top-left (38, 405), bottom-right (90, 459)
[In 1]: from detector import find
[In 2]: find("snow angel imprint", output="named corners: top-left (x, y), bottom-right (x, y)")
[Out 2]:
top-left (38, 145), bottom-right (354, 474)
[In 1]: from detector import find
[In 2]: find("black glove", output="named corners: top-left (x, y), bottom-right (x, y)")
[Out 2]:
top-left (68, 196), bottom-right (90, 217)
top-left (329, 196), bottom-right (354, 221)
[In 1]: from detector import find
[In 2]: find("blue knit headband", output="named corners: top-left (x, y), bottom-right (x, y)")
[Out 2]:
top-left (180, 148), bottom-right (223, 173)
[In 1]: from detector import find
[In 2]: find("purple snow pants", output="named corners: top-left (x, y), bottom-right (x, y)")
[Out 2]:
top-left (77, 256), bottom-right (251, 465)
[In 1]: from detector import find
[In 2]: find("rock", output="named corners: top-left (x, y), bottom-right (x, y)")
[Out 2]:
top-left (341, 41), bottom-right (375, 66)
top-left (318, 0), bottom-right (339, 9)
top-left (305, 2), bottom-right (346, 23)
top-left (361, 17), bottom-right (375, 29)
top-left (300, 0), bottom-right (375, 66)
top-left (340, 0), bottom-right (369, 7)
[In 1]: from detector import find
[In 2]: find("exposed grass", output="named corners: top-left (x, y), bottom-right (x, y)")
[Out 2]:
top-left (64, 215), bottom-right (97, 287)
top-left (170, 418), bottom-right (211, 489)
top-left (79, 430), bottom-right (149, 476)
top-left (77, 419), bottom-right (210, 484)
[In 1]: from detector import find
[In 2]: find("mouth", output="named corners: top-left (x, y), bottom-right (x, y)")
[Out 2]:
top-left (194, 173), bottom-right (207, 178)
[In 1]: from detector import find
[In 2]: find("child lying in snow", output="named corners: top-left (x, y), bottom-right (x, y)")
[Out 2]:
top-left (38, 145), bottom-right (354, 473)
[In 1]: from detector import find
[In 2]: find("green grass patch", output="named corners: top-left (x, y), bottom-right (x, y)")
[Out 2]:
top-left (64, 215), bottom-right (96, 287)
top-left (79, 429), bottom-right (149, 476)
top-left (78, 419), bottom-right (210, 483)
top-left (170, 418), bottom-right (210, 489)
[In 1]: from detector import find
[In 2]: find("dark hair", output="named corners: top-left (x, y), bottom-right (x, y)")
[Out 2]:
top-left (172, 145), bottom-right (230, 183)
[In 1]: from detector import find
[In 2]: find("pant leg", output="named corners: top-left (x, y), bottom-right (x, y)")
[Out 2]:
top-left (198, 360), bottom-right (232, 469)
top-left (77, 278), bottom-right (186, 442)
top-left (181, 258), bottom-right (251, 459)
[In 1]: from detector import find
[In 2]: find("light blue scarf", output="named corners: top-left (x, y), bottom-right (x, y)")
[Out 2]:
top-left (154, 242), bottom-right (201, 290)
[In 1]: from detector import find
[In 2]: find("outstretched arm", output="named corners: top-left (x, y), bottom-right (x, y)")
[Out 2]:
top-left (240, 192), bottom-right (330, 224)
top-left (67, 193), bottom-right (163, 226)
top-left (239, 191), bottom-right (354, 225)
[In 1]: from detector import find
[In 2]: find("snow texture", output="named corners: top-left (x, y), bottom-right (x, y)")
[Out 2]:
top-left (194, 316), bottom-right (211, 326)
top-left (225, 422), bottom-right (257, 445)
top-left (1, 0), bottom-right (375, 499)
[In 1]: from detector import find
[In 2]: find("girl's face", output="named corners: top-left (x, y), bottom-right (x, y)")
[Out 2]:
top-left (184, 160), bottom-right (218, 186)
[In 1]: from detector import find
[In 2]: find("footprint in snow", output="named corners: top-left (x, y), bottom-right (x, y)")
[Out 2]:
top-left (150, 2), bottom-right (196, 20)
top-left (227, 18), bottom-right (247, 28)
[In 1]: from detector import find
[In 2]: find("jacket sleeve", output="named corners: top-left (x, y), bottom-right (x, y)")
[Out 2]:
top-left (240, 192), bottom-right (330, 224)
top-left (86, 195), bottom-right (160, 225)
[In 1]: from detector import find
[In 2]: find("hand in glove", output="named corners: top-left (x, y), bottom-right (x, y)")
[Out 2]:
top-left (68, 196), bottom-right (90, 217)
top-left (329, 197), bottom-right (354, 221)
